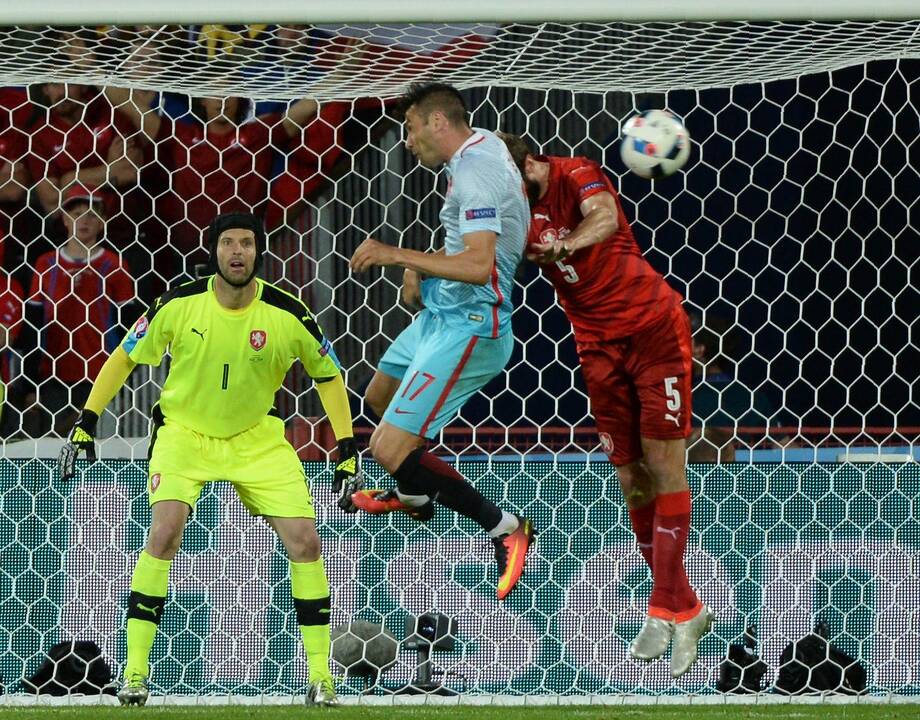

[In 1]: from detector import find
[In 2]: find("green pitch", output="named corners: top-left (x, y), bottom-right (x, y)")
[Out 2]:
top-left (0, 705), bottom-right (915, 720)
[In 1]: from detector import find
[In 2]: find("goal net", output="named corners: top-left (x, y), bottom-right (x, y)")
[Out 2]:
top-left (0, 11), bottom-right (917, 702)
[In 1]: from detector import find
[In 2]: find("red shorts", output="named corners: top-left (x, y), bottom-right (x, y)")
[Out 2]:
top-left (577, 304), bottom-right (693, 466)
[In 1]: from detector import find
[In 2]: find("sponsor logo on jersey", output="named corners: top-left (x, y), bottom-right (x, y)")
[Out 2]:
top-left (133, 316), bottom-right (149, 339)
top-left (319, 338), bottom-right (332, 356)
top-left (598, 432), bottom-right (614, 455)
top-left (150, 473), bottom-right (160, 493)
top-left (579, 181), bottom-right (605, 195)
top-left (465, 207), bottom-right (497, 220)
top-left (250, 330), bottom-right (267, 351)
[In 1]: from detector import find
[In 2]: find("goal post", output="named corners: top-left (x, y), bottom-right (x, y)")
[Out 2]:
top-left (6, 0), bottom-right (920, 23)
top-left (0, 4), bottom-right (917, 703)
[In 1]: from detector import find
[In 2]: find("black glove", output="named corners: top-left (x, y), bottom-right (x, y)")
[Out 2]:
top-left (58, 409), bottom-right (99, 481)
top-left (332, 437), bottom-right (363, 513)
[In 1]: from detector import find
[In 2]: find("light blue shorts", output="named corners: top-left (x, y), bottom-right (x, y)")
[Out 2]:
top-left (378, 310), bottom-right (513, 439)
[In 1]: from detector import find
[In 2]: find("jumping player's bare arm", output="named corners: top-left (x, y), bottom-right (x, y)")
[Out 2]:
top-left (527, 192), bottom-right (619, 264)
top-left (351, 232), bottom-right (496, 286)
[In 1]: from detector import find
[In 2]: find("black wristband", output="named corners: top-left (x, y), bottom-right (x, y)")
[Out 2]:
top-left (76, 409), bottom-right (100, 435)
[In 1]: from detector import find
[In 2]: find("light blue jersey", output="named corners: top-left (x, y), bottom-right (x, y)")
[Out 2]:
top-left (420, 129), bottom-right (529, 338)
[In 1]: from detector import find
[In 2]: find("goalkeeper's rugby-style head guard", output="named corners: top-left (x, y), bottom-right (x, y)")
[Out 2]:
top-left (207, 212), bottom-right (265, 286)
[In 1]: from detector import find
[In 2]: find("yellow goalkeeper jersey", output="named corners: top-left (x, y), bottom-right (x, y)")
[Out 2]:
top-left (122, 276), bottom-right (341, 438)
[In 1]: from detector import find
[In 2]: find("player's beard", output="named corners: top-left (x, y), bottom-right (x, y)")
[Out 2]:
top-left (217, 259), bottom-right (258, 287)
top-left (525, 178), bottom-right (541, 206)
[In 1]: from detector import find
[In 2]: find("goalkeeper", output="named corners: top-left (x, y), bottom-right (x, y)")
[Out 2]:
top-left (58, 212), bottom-right (361, 708)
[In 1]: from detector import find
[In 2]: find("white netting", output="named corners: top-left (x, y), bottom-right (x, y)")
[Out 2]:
top-left (0, 17), bottom-right (917, 701)
top-left (0, 22), bottom-right (918, 98)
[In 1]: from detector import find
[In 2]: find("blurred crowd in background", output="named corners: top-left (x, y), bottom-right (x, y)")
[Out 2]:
top-left (0, 24), bottom-right (860, 454)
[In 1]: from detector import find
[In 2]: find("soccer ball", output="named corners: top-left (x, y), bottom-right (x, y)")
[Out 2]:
top-left (331, 620), bottom-right (398, 681)
top-left (619, 109), bottom-right (691, 179)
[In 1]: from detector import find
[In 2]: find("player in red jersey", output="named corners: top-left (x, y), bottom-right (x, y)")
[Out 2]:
top-left (500, 133), bottom-right (711, 678)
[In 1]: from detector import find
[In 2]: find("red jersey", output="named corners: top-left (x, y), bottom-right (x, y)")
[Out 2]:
top-left (0, 89), bottom-right (30, 237)
top-left (529, 155), bottom-right (682, 342)
top-left (0, 126), bottom-right (25, 165)
top-left (157, 114), bottom-right (287, 247)
top-left (267, 102), bottom-right (349, 230)
top-left (0, 271), bottom-right (23, 385)
top-left (26, 98), bottom-right (135, 185)
top-left (28, 246), bottom-right (134, 383)
top-left (0, 126), bottom-right (26, 238)
top-left (0, 87), bottom-right (29, 164)
top-left (0, 87), bottom-right (31, 133)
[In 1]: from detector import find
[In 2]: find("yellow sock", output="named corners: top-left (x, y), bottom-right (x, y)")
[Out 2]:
top-left (124, 550), bottom-right (171, 681)
top-left (290, 558), bottom-right (332, 683)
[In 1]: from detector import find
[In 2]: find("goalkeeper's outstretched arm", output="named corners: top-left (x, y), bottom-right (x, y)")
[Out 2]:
top-left (58, 346), bottom-right (137, 480)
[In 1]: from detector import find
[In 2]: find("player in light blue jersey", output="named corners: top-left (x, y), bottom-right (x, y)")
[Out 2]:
top-left (349, 83), bottom-right (534, 600)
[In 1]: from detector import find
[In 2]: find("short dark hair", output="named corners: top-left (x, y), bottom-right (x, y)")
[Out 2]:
top-left (496, 132), bottom-right (534, 173)
top-left (399, 82), bottom-right (468, 126)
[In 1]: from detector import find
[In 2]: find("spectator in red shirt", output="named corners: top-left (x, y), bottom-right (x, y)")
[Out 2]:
top-left (0, 129), bottom-right (29, 281)
top-left (0, 126), bottom-right (28, 209)
top-left (25, 184), bottom-right (134, 436)
top-left (0, 260), bottom-right (23, 432)
top-left (26, 83), bottom-right (141, 223)
top-left (0, 86), bottom-right (30, 211)
top-left (267, 101), bottom-right (351, 232)
top-left (0, 87), bottom-right (31, 132)
top-left (107, 87), bottom-right (319, 283)
top-left (262, 26), bottom-right (357, 231)
top-left (27, 83), bottom-right (156, 302)
top-left (0, 86), bottom-right (33, 282)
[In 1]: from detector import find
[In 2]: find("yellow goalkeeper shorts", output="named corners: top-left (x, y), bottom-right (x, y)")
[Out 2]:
top-left (147, 414), bottom-right (314, 518)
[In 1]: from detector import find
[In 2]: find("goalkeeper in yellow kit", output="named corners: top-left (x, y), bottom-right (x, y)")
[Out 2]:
top-left (58, 213), bottom-right (362, 707)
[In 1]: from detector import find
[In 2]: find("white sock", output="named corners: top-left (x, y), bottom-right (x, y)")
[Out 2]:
top-left (395, 488), bottom-right (430, 507)
top-left (488, 512), bottom-right (520, 538)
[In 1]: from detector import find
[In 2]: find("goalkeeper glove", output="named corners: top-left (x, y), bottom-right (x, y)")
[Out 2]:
top-left (58, 409), bottom-right (99, 481)
top-left (332, 437), bottom-right (363, 513)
